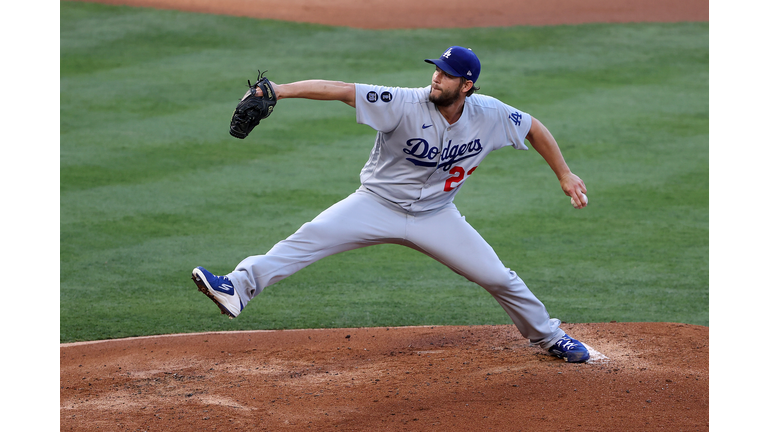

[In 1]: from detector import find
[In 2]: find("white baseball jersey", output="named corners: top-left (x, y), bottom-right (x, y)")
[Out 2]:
top-left (355, 84), bottom-right (533, 212)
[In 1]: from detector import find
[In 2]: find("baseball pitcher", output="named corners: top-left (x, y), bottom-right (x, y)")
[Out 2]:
top-left (194, 46), bottom-right (591, 362)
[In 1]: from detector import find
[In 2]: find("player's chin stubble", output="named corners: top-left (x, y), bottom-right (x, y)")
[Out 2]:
top-left (429, 87), bottom-right (461, 107)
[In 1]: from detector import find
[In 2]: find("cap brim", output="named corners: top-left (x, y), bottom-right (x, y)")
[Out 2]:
top-left (425, 58), bottom-right (463, 79)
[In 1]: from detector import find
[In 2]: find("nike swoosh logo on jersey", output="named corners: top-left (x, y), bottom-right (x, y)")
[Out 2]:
top-left (213, 283), bottom-right (235, 296)
top-left (422, 124), bottom-right (433, 129)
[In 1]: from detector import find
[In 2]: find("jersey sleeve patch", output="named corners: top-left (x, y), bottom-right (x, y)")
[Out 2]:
top-left (365, 90), bottom-right (394, 103)
top-left (356, 84), bottom-right (409, 133)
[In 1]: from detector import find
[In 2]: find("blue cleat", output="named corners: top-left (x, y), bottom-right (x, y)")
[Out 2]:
top-left (191, 266), bottom-right (243, 319)
top-left (548, 334), bottom-right (590, 363)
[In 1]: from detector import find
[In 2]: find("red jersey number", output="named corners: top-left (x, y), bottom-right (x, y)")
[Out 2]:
top-left (444, 166), bottom-right (477, 192)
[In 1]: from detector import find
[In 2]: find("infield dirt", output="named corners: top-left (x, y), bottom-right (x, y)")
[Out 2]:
top-left (61, 1), bottom-right (709, 430)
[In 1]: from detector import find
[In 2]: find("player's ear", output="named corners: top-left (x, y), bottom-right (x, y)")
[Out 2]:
top-left (461, 79), bottom-right (474, 95)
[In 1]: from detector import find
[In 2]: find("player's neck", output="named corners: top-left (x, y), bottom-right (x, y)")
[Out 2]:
top-left (437, 100), bottom-right (465, 125)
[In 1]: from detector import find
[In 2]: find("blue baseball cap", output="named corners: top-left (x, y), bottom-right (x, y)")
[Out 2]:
top-left (425, 46), bottom-right (481, 83)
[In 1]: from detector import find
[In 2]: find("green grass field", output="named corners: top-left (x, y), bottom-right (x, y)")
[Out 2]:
top-left (60, 2), bottom-right (708, 342)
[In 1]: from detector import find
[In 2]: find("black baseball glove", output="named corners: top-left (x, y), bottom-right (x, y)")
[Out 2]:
top-left (229, 71), bottom-right (277, 139)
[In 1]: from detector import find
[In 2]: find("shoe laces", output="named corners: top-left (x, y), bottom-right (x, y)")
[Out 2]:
top-left (216, 275), bottom-right (233, 287)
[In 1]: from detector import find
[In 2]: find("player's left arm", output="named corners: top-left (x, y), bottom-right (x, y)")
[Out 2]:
top-left (254, 80), bottom-right (356, 107)
top-left (526, 116), bottom-right (588, 208)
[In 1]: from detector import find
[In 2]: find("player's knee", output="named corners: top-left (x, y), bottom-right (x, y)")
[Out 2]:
top-left (472, 270), bottom-right (514, 293)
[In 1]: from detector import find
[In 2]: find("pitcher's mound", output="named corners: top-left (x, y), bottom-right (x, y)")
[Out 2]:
top-left (61, 322), bottom-right (708, 431)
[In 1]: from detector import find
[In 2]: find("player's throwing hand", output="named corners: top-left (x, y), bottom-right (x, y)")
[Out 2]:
top-left (560, 172), bottom-right (588, 209)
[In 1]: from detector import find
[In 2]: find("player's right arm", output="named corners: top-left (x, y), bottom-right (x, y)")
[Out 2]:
top-left (526, 116), bottom-right (588, 208)
top-left (266, 80), bottom-right (356, 107)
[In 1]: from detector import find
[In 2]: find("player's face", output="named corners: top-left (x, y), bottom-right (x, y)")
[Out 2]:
top-left (429, 67), bottom-right (463, 107)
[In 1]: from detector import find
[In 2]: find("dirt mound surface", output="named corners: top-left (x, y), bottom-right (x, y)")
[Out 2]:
top-left (61, 322), bottom-right (708, 431)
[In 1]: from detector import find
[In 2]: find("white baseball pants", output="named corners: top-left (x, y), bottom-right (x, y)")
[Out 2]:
top-left (227, 187), bottom-right (564, 347)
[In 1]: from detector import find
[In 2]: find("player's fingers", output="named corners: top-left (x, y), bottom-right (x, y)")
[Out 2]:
top-left (570, 191), bottom-right (581, 208)
top-left (575, 179), bottom-right (585, 193)
top-left (570, 176), bottom-right (587, 199)
top-left (579, 194), bottom-right (588, 208)
top-left (571, 190), bottom-right (588, 208)
top-left (564, 184), bottom-right (581, 199)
